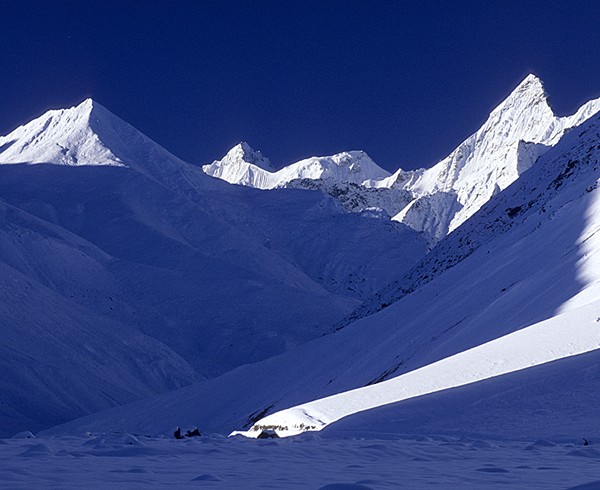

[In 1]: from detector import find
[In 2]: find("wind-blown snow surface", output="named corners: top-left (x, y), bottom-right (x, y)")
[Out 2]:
top-left (203, 75), bottom-right (600, 242)
top-left (0, 100), bottom-right (428, 436)
top-left (51, 105), bottom-right (600, 445)
top-left (1, 431), bottom-right (600, 489)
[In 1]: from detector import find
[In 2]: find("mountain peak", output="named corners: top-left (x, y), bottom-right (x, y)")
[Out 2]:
top-left (503, 73), bottom-right (548, 108)
top-left (222, 142), bottom-right (275, 171)
top-left (0, 98), bottom-right (201, 188)
top-left (0, 98), bottom-right (124, 166)
top-left (58, 98), bottom-right (106, 120)
top-left (518, 73), bottom-right (543, 89)
top-left (76, 97), bottom-right (94, 111)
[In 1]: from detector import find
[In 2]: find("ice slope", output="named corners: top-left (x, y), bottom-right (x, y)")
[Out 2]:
top-left (0, 101), bottom-right (429, 435)
top-left (48, 106), bottom-right (600, 441)
top-left (391, 74), bottom-right (600, 239)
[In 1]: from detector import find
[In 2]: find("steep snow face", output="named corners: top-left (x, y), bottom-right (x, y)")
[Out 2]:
top-left (201, 142), bottom-right (275, 187)
top-left (0, 99), bottom-right (122, 166)
top-left (228, 141), bottom-right (274, 171)
top-left (392, 74), bottom-right (600, 238)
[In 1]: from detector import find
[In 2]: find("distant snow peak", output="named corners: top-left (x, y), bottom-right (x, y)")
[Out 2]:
top-left (202, 143), bottom-right (276, 187)
top-left (327, 150), bottom-right (390, 182)
top-left (202, 74), bottom-right (600, 241)
top-left (226, 142), bottom-right (275, 171)
top-left (284, 150), bottom-right (390, 186)
top-left (202, 146), bottom-right (391, 192)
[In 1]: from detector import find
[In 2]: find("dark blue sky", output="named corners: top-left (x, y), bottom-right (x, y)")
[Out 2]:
top-left (1, 1), bottom-right (600, 171)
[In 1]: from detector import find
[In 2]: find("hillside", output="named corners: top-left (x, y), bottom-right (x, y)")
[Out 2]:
top-left (0, 100), bottom-right (429, 435)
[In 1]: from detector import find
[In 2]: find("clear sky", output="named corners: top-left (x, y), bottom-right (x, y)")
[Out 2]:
top-left (1, 0), bottom-right (600, 171)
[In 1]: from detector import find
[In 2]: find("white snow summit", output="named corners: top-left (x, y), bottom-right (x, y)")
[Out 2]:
top-left (203, 145), bottom-right (390, 189)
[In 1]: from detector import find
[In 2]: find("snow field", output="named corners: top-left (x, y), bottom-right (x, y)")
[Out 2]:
top-left (0, 432), bottom-right (599, 489)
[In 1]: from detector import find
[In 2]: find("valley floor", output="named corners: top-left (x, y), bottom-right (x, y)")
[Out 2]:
top-left (0, 432), bottom-right (597, 489)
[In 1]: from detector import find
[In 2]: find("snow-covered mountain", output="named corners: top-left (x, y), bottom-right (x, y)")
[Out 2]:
top-left (0, 100), bottom-right (428, 436)
top-left (51, 102), bottom-right (600, 443)
top-left (3, 73), bottom-right (600, 451)
top-left (203, 143), bottom-right (415, 216)
top-left (203, 146), bottom-right (391, 188)
top-left (201, 142), bottom-right (274, 186)
top-left (0, 99), bottom-right (123, 166)
top-left (389, 74), bottom-right (600, 239)
top-left (202, 75), bottom-right (600, 242)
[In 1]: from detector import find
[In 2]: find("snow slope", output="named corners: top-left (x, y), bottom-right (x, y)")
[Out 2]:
top-left (0, 199), bottom-right (198, 436)
top-left (49, 105), bottom-right (600, 442)
top-left (324, 347), bottom-right (600, 443)
top-left (238, 302), bottom-right (600, 437)
top-left (239, 106), bottom-right (600, 437)
top-left (0, 100), bottom-right (428, 435)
